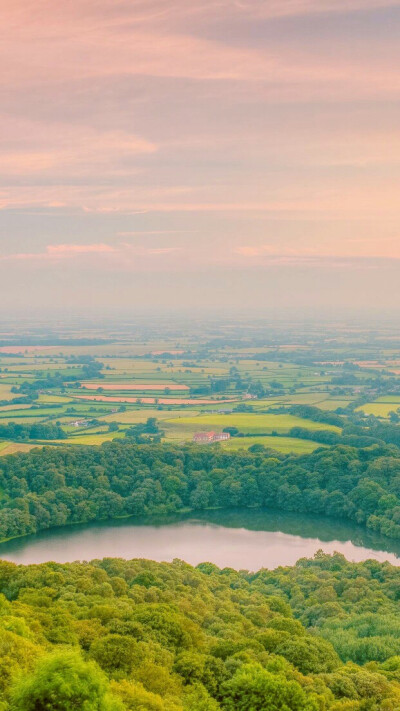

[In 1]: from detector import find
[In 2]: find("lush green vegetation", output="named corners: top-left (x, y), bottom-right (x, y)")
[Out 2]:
top-left (256, 552), bottom-right (400, 666)
top-left (1, 553), bottom-right (400, 710)
top-left (222, 435), bottom-right (321, 454)
top-left (2, 441), bottom-right (400, 544)
top-left (2, 323), bottom-right (400, 709)
top-left (0, 422), bottom-right (66, 441)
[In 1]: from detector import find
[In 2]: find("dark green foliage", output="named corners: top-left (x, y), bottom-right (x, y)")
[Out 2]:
top-left (125, 418), bottom-right (163, 443)
top-left (2, 441), bottom-right (400, 543)
top-left (0, 422), bottom-right (66, 442)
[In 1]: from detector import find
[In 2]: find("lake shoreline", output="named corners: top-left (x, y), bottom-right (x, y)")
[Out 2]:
top-left (1, 508), bottom-right (400, 570)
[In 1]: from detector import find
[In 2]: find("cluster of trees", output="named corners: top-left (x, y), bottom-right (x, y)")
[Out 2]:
top-left (1, 554), bottom-right (400, 710)
top-left (274, 405), bottom-right (344, 429)
top-left (190, 377), bottom-right (237, 397)
top-left (357, 420), bottom-right (400, 448)
top-left (0, 395), bottom-right (33, 407)
top-left (2, 441), bottom-right (400, 543)
top-left (253, 551), bottom-right (400, 666)
top-left (11, 357), bottom-right (104, 398)
top-left (286, 427), bottom-right (378, 448)
top-left (125, 417), bottom-right (164, 443)
top-left (0, 421), bottom-right (66, 441)
top-left (189, 370), bottom-right (283, 399)
top-left (267, 404), bottom-right (400, 450)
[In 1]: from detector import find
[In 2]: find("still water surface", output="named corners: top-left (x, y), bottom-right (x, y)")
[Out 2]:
top-left (1, 509), bottom-right (400, 570)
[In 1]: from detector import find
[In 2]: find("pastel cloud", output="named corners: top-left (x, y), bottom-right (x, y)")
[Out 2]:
top-left (1, 0), bottom-right (400, 313)
top-left (2, 244), bottom-right (116, 262)
top-left (0, 119), bottom-right (156, 179)
top-left (1, 242), bottom-right (182, 271)
top-left (235, 244), bottom-right (400, 263)
top-left (2, 0), bottom-right (400, 97)
top-left (3, 238), bottom-right (399, 274)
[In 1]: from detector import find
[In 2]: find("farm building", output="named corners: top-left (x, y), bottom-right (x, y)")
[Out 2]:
top-left (213, 432), bottom-right (230, 441)
top-left (193, 431), bottom-right (230, 444)
top-left (72, 419), bottom-right (89, 428)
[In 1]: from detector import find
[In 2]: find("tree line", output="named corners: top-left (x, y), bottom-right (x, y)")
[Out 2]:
top-left (0, 421), bottom-right (66, 442)
top-left (1, 441), bottom-right (400, 543)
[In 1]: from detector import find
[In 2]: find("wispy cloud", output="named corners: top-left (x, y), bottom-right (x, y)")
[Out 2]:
top-left (2, 244), bottom-right (116, 262)
top-left (1, 0), bottom-right (400, 308)
top-left (2, 1), bottom-right (400, 96)
top-left (231, 0), bottom-right (399, 19)
top-left (234, 244), bottom-right (400, 264)
top-left (1, 242), bottom-right (181, 269)
top-left (0, 120), bottom-right (157, 179)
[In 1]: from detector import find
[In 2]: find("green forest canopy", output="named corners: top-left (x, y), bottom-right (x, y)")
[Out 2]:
top-left (2, 442), bottom-right (400, 708)
top-left (2, 553), bottom-right (400, 710)
top-left (1, 440), bottom-right (400, 543)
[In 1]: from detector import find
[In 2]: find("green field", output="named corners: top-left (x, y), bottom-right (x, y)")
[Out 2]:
top-left (51, 431), bottom-right (126, 445)
top-left (220, 435), bottom-right (323, 454)
top-left (163, 412), bottom-right (340, 441)
top-left (0, 321), bottom-right (397, 453)
top-left (315, 398), bottom-right (351, 410)
top-left (357, 402), bottom-right (400, 417)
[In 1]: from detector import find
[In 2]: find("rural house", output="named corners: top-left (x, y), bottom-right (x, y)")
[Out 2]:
top-left (193, 431), bottom-right (230, 444)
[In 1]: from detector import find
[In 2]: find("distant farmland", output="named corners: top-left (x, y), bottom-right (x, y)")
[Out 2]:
top-left (80, 382), bottom-right (190, 391)
top-left (165, 413), bottom-right (341, 435)
top-left (73, 395), bottom-right (237, 405)
top-left (222, 435), bottom-right (323, 454)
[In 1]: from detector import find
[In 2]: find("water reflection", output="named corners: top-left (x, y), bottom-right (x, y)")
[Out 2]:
top-left (0, 509), bottom-right (399, 570)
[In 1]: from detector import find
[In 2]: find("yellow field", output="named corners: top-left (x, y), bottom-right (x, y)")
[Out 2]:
top-left (356, 402), bottom-right (400, 417)
top-left (0, 384), bottom-right (17, 401)
top-left (0, 415), bottom-right (48, 424)
top-left (164, 413), bottom-right (340, 440)
top-left (0, 442), bottom-right (39, 456)
top-left (221, 435), bottom-right (323, 454)
top-left (73, 394), bottom-right (236, 406)
top-left (38, 394), bottom-right (73, 404)
top-left (81, 382), bottom-right (190, 391)
top-left (50, 432), bottom-right (125, 445)
top-left (0, 403), bottom-right (32, 411)
top-left (99, 409), bottom-right (199, 424)
top-left (316, 399), bottom-right (351, 411)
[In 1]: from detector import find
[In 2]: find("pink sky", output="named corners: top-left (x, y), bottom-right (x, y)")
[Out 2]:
top-left (1, 0), bottom-right (400, 313)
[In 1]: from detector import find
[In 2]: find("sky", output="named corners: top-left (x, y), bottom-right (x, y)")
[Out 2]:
top-left (1, 0), bottom-right (400, 316)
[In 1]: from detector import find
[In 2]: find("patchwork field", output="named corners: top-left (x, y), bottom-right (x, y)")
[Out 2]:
top-left (220, 435), bottom-right (324, 454)
top-left (0, 322), bottom-right (397, 453)
top-left (99, 409), bottom-right (199, 424)
top-left (0, 384), bottom-right (18, 401)
top-left (73, 394), bottom-right (237, 405)
top-left (163, 413), bottom-right (340, 440)
top-left (357, 401), bottom-right (400, 417)
top-left (80, 382), bottom-right (190, 391)
top-left (315, 399), bottom-right (351, 411)
top-left (0, 442), bottom-right (38, 456)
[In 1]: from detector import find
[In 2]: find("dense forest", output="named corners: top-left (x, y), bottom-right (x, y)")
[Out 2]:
top-left (1, 553), bottom-right (400, 710)
top-left (2, 441), bottom-right (400, 543)
top-left (0, 422), bottom-right (66, 442)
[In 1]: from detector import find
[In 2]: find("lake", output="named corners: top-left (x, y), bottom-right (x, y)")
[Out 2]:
top-left (1, 509), bottom-right (400, 570)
